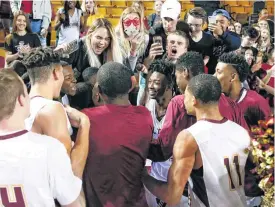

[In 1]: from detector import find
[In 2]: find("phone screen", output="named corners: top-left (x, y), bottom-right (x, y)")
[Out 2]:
top-left (153, 36), bottom-right (162, 46)
top-left (208, 16), bottom-right (216, 24)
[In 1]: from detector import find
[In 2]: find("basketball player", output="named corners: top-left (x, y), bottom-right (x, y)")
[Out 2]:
top-left (214, 52), bottom-right (271, 119)
top-left (23, 47), bottom-right (90, 178)
top-left (143, 74), bottom-right (250, 207)
top-left (148, 52), bottom-right (248, 162)
top-left (82, 62), bottom-right (153, 207)
top-left (145, 59), bottom-right (187, 206)
top-left (0, 69), bottom-right (82, 206)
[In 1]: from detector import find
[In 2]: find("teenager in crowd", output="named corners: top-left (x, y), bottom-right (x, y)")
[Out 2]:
top-left (4, 11), bottom-right (41, 66)
top-left (234, 21), bottom-right (242, 35)
top-left (147, 0), bottom-right (163, 28)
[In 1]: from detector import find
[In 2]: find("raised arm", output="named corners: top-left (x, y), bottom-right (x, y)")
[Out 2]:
top-left (143, 130), bottom-right (197, 205)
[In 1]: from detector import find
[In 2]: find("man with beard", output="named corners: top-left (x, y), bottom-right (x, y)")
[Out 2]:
top-left (143, 74), bottom-right (250, 207)
top-left (23, 47), bottom-right (90, 179)
top-left (145, 59), bottom-right (188, 206)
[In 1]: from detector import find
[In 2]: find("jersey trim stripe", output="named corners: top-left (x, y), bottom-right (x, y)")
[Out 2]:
top-left (200, 117), bottom-right (228, 124)
top-left (0, 130), bottom-right (28, 140)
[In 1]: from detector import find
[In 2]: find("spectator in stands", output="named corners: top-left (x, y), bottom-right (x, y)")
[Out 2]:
top-left (132, 0), bottom-right (149, 30)
top-left (55, 0), bottom-right (84, 46)
top-left (241, 26), bottom-right (259, 48)
top-left (258, 19), bottom-right (269, 30)
top-left (4, 11), bottom-right (41, 66)
top-left (228, 24), bottom-right (235, 33)
top-left (147, 0), bottom-right (163, 28)
top-left (144, 0), bottom-right (181, 68)
top-left (10, 0), bottom-right (51, 46)
top-left (257, 28), bottom-right (272, 53)
top-left (58, 18), bottom-right (123, 79)
top-left (116, 7), bottom-right (149, 106)
top-left (185, 7), bottom-right (213, 65)
top-left (81, 0), bottom-right (103, 33)
top-left (207, 9), bottom-right (241, 74)
top-left (234, 21), bottom-right (242, 35)
top-left (116, 7), bottom-right (149, 71)
top-left (258, 8), bottom-right (269, 21)
top-left (0, 0), bottom-right (12, 36)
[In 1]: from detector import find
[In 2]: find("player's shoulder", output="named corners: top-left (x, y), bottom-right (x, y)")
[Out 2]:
top-left (246, 89), bottom-right (266, 101)
top-left (170, 95), bottom-right (184, 107)
top-left (38, 101), bottom-right (66, 117)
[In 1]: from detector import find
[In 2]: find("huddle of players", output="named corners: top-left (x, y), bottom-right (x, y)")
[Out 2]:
top-left (0, 45), bottom-right (271, 207)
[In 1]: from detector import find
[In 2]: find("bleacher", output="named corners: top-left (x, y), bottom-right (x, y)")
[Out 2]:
top-left (0, 0), bottom-right (274, 68)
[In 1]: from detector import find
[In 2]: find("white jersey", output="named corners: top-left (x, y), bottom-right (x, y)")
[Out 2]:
top-left (146, 99), bottom-right (171, 181)
top-left (25, 96), bottom-right (73, 135)
top-left (0, 130), bottom-right (81, 206)
top-left (186, 118), bottom-right (250, 207)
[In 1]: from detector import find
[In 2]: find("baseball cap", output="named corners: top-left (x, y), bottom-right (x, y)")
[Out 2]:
top-left (212, 9), bottom-right (231, 20)
top-left (161, 0), bottom-right (181, 20)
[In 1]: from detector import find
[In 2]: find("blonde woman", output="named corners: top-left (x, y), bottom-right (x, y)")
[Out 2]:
top-left (257, 28), bottom-right (272, 53)
top-left (58, 18), bottom-right (123, 77)
top-left (116, 7), bottom-right (149, 105)
top-left (81, 0), bottom-right (103, 32)
top-left (132, 0), bottom-right (150, 30)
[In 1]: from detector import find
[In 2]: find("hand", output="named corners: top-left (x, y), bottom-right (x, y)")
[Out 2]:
top-left (40, 28), bottom-right (48, 38)
top-left (19, 45), bottom-right (31, 55)
top-left (267, 65), bottom-right (275, 77)
top-left (64, 105), bottom-right (90, 128)
top-left (149, 43), bottom-right (164, 60)
top-left (130, 33), bottom-right (142, 55)
top-left (256, 77), bottom-right (266, 89)
top-left (208, 23), bottom-right (223, 36)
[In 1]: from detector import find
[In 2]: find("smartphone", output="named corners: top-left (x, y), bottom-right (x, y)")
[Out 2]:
top-left (153, 36), bottom-right (162, 46)
top-left (208, 16), bottom-right (216, 24)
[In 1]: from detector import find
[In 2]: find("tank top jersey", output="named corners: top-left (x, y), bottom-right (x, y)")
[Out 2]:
top-left (25, 96), bottom-right (73, 136)
top-left (186, 118), bottom-right (250, 207)
top-left (146, 99), bottom-right (172, 182)
top-left (0, 130), bottom-right (81, 206)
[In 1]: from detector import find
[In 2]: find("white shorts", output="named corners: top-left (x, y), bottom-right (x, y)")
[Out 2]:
top-left (145, 186), bottom-right (188, 207)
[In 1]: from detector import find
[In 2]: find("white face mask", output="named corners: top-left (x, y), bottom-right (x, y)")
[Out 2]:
top-left (124, 24), bottom-right (139, 37)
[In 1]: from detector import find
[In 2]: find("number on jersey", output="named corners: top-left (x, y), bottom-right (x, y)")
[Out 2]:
top-left (224, 155), bottom-right (242, 190)
top-left (0, 186), bottom-right (26, 207)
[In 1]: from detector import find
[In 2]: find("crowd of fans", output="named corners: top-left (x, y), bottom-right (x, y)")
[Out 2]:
top-left (0, 0), bottom-right (274, 207)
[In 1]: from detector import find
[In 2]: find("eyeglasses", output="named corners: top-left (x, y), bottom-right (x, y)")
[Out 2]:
top-left (188, 23), bottom-right (202, 28)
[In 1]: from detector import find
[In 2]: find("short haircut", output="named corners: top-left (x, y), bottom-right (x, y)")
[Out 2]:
top-left (82, 67), bottom-right (99, 82)
top-left (187, 74), bottom-right (221, 104)
top-left (176, 20), bottom-right (191, 37)
top-left (218, 52), bottom-right (249, 82)
top-left (22, 47), bottom-right (61, 84)
top-left (176, 51), bottom-right (204, 77)
top-left (60, 61), bottom-right (70, 67)
top-left (0, 69), bottom-right (25, 121)
top-left (168, 30), bottom-right (190, 48)
top-left (242, 26), bottom-right (259, 39)
top-left (97, 62), bottom-right (132, 99)
top-left (149, 59), bottom-right (174, 88)
top-left (186, 7), bottom-right (207, 23)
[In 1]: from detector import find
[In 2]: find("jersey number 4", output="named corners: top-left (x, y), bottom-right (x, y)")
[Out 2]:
top-left (224, 155), bottom-right (242, 190)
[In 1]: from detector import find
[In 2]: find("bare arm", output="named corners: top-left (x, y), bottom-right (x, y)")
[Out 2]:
top-left (54, 11), bottom-right (63, 31)
top-left (5, 51), bottom-right (19, 64)
top-left (143, 130), bottom-right (198, 205)
top-left (262, 66), bottom-right (274, 84)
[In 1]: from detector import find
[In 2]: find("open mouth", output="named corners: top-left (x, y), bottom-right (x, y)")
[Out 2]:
top-left (171, 48), bottom-right (177, 55)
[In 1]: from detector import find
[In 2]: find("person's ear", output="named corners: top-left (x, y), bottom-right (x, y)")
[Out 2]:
top-left (230, 73), bottom-right (238, 82)
top-left (18, 94), bottom-right (25, 107)
top-left (53, 68), bottom-right (62, 81)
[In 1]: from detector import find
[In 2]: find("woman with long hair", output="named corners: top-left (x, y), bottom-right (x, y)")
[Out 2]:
top-left (132, 0), bottom-right (150, 30)
top-left (58, 18), bottom-right (123, 78)
top-left (55, 0), bottom-right (84, 45)
top-left (4, 11), bottom-right (41, 66)
top-left (257, 28), bottom-right (272, 53)
top-left (234, 22), bottom-right (242, 35)
top-left (116, 7), bottom-right (150, 105)
top-left (81, 0), bottom-right (103, 33)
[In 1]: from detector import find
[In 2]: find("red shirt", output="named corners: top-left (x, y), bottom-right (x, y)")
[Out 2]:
top-left (82, 104), bottom-right (153, 207)
top-left (21, 0), bottom-right (33, 14)
top-left (148, 94), bottom-right (249, 161)
top-left (236, 88), bottom-right (271, 120)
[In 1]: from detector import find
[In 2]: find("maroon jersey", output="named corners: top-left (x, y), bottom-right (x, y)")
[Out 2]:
top-left (82, 104), bottom-right (153, 207)
top-left (148, 94), bottom-right (248, 161)
top-left (236, 88), bottom-right (271, 120)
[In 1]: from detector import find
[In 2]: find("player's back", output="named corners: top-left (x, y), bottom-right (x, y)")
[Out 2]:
top-left (0, 130), bottom-right (81, 206)
top-left (186, 119), bottom-right (250, 207)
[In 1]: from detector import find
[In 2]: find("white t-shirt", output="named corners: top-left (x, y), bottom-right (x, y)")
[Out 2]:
top-left (0, 130), bottom-right (81, 206)
top-left (57, 8), bottom-right (82, 45)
